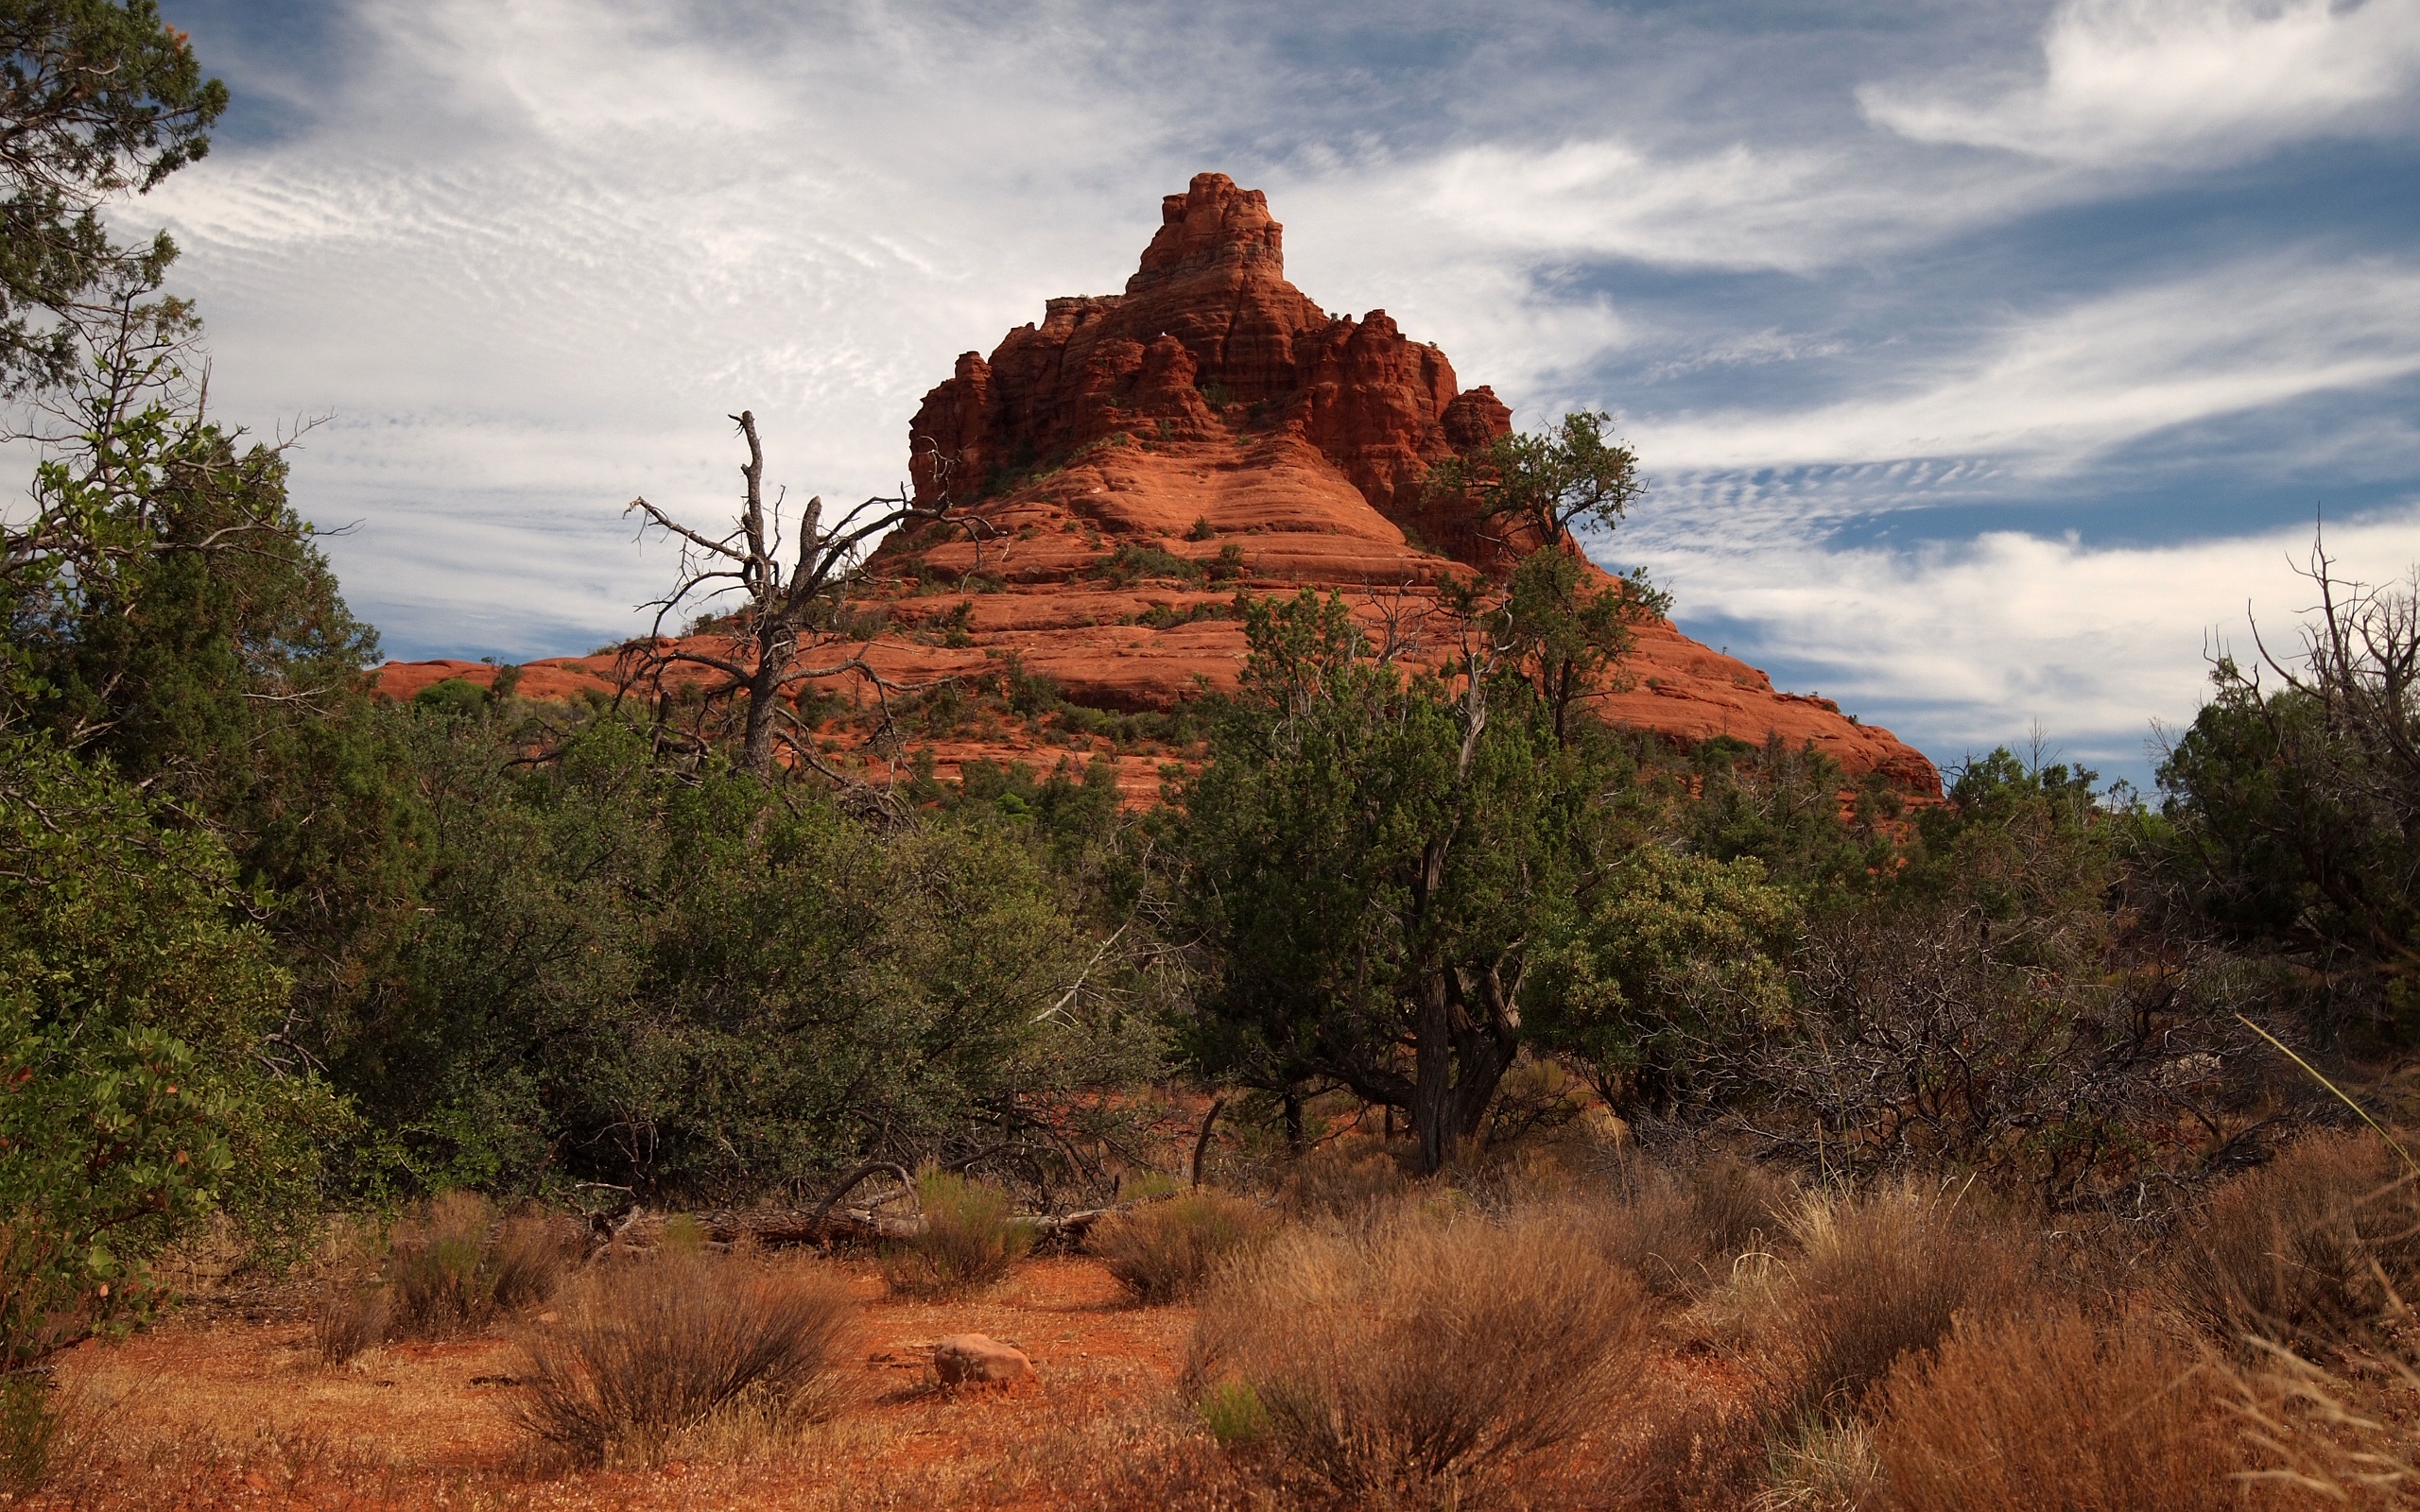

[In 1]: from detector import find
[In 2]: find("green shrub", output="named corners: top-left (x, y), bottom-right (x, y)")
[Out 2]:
top-left (1197, 1377), bottom-right (1268, 1444)
top-left (880, 1172), bottom-right (1033, 1297)
top-left (1088, 1190), bottom-right (1274, 1302)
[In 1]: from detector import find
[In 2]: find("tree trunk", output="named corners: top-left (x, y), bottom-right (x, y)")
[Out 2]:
top-left (1412, 970), bottom-right (1455, 1173)
top-left (1282, 1089), bottom-right (1305, 1154)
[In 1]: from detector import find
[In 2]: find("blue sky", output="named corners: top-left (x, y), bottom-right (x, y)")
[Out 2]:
top-left (120, 0), bottom-right (2420, 786)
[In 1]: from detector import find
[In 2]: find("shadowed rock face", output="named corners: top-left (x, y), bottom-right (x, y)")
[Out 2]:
top-left (375, 173), bottom-right (1942, 800)
top-left (907, 172), bottom-right (1519, 570)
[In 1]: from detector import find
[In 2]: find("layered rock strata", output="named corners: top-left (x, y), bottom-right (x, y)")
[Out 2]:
top-left (376, 173), bottom-right (1939, 799)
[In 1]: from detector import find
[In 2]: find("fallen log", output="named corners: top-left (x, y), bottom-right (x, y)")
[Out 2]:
top-left (605, 1198), bottom-right (1151, 1253)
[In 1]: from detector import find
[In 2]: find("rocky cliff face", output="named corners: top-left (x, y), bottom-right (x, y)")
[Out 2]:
top-left (376, 173), bottom-right (1940, 799)
top-left (908, 173), bottom-right (1519, 567)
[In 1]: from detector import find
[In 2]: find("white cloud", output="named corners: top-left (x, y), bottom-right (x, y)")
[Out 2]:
top-left (1634, 504), bottom-right (2420, 770)
top-left (1864, 0), bottom-right (2420, 168)
top-left (1630, 254), bottom-right (2420, 474)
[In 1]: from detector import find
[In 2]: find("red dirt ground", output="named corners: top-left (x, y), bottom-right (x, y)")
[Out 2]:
top-left (36, 1253), bottom-right (1747, 1510)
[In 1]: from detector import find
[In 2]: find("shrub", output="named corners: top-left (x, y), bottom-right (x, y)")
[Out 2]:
top-left (489, 1209), bottom-right (585, 1311)
top-left (320, 1195), bottom-right (581, 1358)
top-left (1186, 1209), bottom-right (1652, 1503)
top-left (1873, 1303), bottom-right (2240, 1511)
top-left (1088, 1190), bottom-right (1274, 1303)
top-left (1592, 1158), bottom-right (1797, 1300)
top-left (386, 1191), bottom-right (495, 1337)
top-left (1758, 1183), bottom-right (2036, 1427)
top-left (313, 1278), bottom-right (388, 1366)
top-left (1276, 1143), bottom-right (1408, 1224)
top-left (0, 1374), bottom-right (61, 1496)
top-left (2169, 1130), bottom-right (2420, 1349)
top-left (516, 1246), bottom-right (857, 1467)
top-left (880, 1172), bottom-right (1033, 1297)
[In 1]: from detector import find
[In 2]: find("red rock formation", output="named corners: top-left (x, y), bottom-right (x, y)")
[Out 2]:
top-left (377, 172), bottom-right (1940, 799)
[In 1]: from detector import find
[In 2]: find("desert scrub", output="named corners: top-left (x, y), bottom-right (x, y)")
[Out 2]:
top-left (0, 1372), bottom-right (61, 1496)
top-left (1872, 1302), bottom-right (2240, 1511)
top-left (2169, 1129), bottom-right (2420, 1349)
top-left (1088, 1190), bottom-right (1274, 1302)
top-left (1755, 1182), bottom-right (2037, 1429)
top-left (879, 1171), bottom-right (1033, 1297)
top-left (516, 1245), bottom-right (857, 1467)
top-left (1275, 1143), bottom-right (1408, 1224)
top-left (1185, 1208), bottom-right (1651, 1503)
top-left (318, 1194), bottom-right (583, 1359)
top-left (1590, 1156), bottom-right (1797, 1300)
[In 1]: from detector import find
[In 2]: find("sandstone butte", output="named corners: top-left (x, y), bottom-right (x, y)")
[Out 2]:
top-left (375, 173), bottom-right (1940, 803)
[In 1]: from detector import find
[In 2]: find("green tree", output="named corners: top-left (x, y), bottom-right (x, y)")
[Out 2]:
top-left (1180, 590), bottom-right (1596, 1172)
top-left (1526, 846), bottom-right (1800, 1115)
top-left (1495, 545), bottom-right (1668, 747)
top-left (0, 737), bottom-right (342, 1366)
top-left (0, 0), bottom-right (224, 393)
top-left (2153, 564), bottom-right (2420, 1017)
top-left (1426, 408), bottom-right (1645, 555)
top-left (2, 301), bottom-right (425, 1076)
top-left (352, 714), bottom-right (1161, 1201)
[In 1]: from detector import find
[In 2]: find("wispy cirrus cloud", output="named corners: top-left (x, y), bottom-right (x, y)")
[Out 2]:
top-left (1863, 0), bottom-right (2420, 168)
top-left (106, 0), bottom-right (2420, 782)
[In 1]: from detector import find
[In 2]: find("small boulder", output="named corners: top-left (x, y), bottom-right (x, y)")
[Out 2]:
top-left (932, 1333), bottom-right (1031, 1387)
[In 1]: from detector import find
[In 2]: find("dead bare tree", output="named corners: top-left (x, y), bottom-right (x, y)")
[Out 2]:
top-left (620, 412), bottom-right (972, 779)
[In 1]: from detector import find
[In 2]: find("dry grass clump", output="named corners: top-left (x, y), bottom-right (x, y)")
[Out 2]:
top-left (1088, 1189), bottom-right (1275, 1303)
top-left (315, 1194), bottom-right (584, 1362)
top-left (516, 1244), bottom-right (858, 1467)
top-left (1871, 1302), bottom-right (2241, 1511)
top-left (1187, 1207), bottom-right (1653, 1504)
top-left (1756, 1182), bottom-right (2037, 1428)
top-left (1593, 1156), bottom-right (1797, 1300)
top-left (880, 1171), bottom-right (1034, 1297)
top-left (1277, 1143), bottom-right (1409, 1224)
top-left (2169, 1130), bottom-right (2420, 1349)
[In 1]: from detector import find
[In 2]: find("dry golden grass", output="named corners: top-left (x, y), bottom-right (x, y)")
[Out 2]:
top-left (2169, 1130), bottom-right (2420, 1349)
top-left (1754, 1181), bottom-right (2038, 1428)
top-left (1087, 1189), bottom-right (1276, 1303)
top-left (1872, 1301), bottom-right (2243, 1511)
top-left (1186, 1206), bottom-right (1653, 1505)
top-left (517, 1245), bottom-right (859, 1467)
top-left (1590, 1157), bottom-right (1798, 1301)
top-left (1276, 1143), bottom-right (1410, 1224)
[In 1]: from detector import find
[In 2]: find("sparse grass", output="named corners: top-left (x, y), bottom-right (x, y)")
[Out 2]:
top-left (1088, 1190), bottom-right (1275, 1303)
top-left (880, 1172), bottom-right (1034, 1297)
top-left (2169, 1129), bottom-right (2420, 1349)
top-left (516, 1245), bottom-right (859, 1468)
top-left (0, 1373), bottom-right (61, 1495)
top-left (1872, 1301), bottom-right (2241, 1511)
top-left (1187, 1208), bottom-right (1652, 1504)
